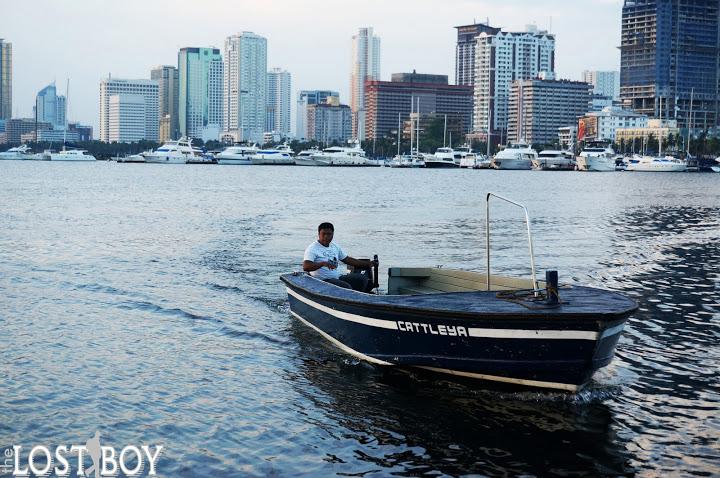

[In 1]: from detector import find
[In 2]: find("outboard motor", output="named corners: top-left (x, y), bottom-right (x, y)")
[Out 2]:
top-left (546, 270), bottom-right (559, 305)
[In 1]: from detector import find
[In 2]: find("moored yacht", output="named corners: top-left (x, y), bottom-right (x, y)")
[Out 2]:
top-left (453, 143), bottom-right (474, 166)
top-left (50, 149), bottom-right (97, 161)
top-left (294, 147), bottom-right (322, 166)
top-left (143, 137), bottom-right (198, 164)
top-left (491, 141), bottom-right (536, 170)
top-left (216, 143), bottom-right (259, 165)
top-left (251, 143), bottom-right (295, 165)
top-left (625, 155), bottom-right (688, 172)
top-left (576, 141), bottom-right (616, 172)
top-left (0, 144), bottom-right (42, 160)
top-left (311, 142), bottom-right (371, 166)
top-left (533, 150), bottom-right (575, 170)
top-left (426, 147), bottom-right (459, 168)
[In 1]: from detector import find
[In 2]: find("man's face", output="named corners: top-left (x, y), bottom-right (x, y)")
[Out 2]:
top-left (318, 228), bottom-right (334, 247)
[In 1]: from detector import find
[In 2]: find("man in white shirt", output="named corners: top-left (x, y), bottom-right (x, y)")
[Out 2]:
top-left (303, 222), bottom-right (378, 290)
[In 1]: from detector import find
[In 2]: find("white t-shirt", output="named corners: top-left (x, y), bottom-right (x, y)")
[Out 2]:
top-left (304, 241), bottom-right (347, 280)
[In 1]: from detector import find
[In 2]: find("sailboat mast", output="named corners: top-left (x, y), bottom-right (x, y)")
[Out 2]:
top-left (410, 95), bottom-right (414, 155)
top-left (443, 114), bottom-right (447, 147)
top-left (687, 88), bottom-right (694, 156)
top-left (397, 112), bottom-right (401, 156)
top-left (659, 95), bottom-right (663, 155)
top-left (416, 97), bottom-right (420, 156)
top-left (63, 78), bottom-right (69, 150)
top-left (486, 102), bottom-right (492, 158)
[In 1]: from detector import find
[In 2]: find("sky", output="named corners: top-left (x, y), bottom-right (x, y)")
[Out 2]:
top-left (1, 0), bottom-right (623, 134)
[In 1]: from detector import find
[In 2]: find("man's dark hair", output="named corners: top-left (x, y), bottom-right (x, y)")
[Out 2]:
top-left (318, 222), bottom-right (334, 232)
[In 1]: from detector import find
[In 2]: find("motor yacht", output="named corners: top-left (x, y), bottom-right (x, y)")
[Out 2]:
top-left (625, 155), bottom-right (688, 172)
top-left (50, 149), bottom-right (97, 161)
top-left (216, 144), bottom-right (259, 165)
top-left (143, 137), bottom-right (199, 164)
top-left (491, 141), bottom-right (536, 170)
top-left (310, 142), bottom-right (370, 166)
top-left (0, 144), bottom-right (43, 160)
top-left (711, 157), bottom-right (720, 173)
top-left (251, 143), bottom-right (295, 165)
top-left (426, 147), bottom-right (459, 168)
top-left (294, 147), bottom-right (322, 166)
top-left (533, 150), bottom-right (575, 171)
top-left (576, 141), bottom-right (616, 172)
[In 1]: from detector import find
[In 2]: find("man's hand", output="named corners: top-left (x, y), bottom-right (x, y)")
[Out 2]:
top-left (323, 261), bottom-right (337, 270)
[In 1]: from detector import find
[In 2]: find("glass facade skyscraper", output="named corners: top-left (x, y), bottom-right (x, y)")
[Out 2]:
top-left (0, 39), bottom-right (11, 120)
top-left (178, 47), bottom-right (223, 139)
top-left (620, 0), bottom-right (719, 129)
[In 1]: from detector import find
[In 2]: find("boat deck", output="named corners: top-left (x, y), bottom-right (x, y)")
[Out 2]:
top-left (281, 268), bottom-right (637, 321)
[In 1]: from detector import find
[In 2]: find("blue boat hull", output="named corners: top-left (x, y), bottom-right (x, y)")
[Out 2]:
top-left (281, 273), bottom-right (636, 392)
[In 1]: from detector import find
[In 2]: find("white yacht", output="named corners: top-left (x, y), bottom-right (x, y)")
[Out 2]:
top-left (311, 142), bottom-right (370, 166)
top-left (491, 141), bottom-right (536, 170)
top-left (251, 143), bottom-right (295, 165)
top-left (50, 149), bottom-right (97, 161)
top-left (576, 141), bottom-right (616, 172)
top-left (216, 144), bottom-right (259, 165)
top-left (533, 150), bottom-right (575, 170)
top-left (625, 155), bottom-right (688, 172)
top-left (143, 137), bottom-right (199, 164)
top-left (712, 157), bottom-right (720, 173)
top-left (0, 144), bottom-right (42, 160)
top-left (294, 147), bottom-right (322, 166)
top-left (453, 144), bottom-right (475, 166)
top-left (426, 147), bottom-right (459, 168)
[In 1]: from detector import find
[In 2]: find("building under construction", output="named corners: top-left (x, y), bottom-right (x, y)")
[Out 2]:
top-left (620, 0), bottom-right (719, 130)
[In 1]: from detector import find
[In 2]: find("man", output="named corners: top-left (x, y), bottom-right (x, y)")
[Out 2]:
top-left (303, 222), bottom-right (377, 291)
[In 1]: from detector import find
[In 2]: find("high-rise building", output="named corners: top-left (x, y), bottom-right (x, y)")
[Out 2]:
top-left (507, 78), bottom-right (591, 145)
top-left (0, 39), bottom-right (11, 120)
top-left (178, 47), bottom-right (223, 140)
top-left (266, 68), bottom-right (291, 136)
top-left (350, 27), bottom-right (381, 140)
top-left (35, 83), bottom-right (66, 129)
top-left (99, 77), bottom-right (159, 142)
top-left (473, 25), bottom-right (556, 139)
top-left (454, 22), bottom-right (501, 87)
top-left (620, 0), bottom-right (719, 129)
top-left (296, 90), bottom-right (339, 140)
top-left (364, 72), bottom-right (473, 140)
top-left (581, 70), bottom-right (620, 100)
top-left (108, 94), bottom-right (147, 143)
top-left (223, 32), bottom-right (267, 143)
top-left (307, 98), bottom-right (352, 143)
top-left (151, 65), bottom-right (179, 140)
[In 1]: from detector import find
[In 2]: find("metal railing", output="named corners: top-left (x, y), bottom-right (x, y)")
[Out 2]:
top-left (485, 193), bottom-right (539, 296)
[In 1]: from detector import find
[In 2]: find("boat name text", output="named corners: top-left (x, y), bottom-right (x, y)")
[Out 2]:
top-left (396, 321), bottom-right (467, 336)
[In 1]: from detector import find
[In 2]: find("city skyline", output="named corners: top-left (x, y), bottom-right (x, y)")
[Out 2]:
top-left (2, 0), bottom-right (623, 133)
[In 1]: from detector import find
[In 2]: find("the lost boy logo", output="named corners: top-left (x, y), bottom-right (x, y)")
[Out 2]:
top-left (6, 431), bottom-right (162, 477)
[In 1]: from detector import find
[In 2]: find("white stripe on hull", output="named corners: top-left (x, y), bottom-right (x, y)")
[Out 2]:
top-left (290, 311), bottom-right (392, 365)
top-left (416, 366), bottom-right (580, 392)
top-left (285, 287), bottom-right (622, 341)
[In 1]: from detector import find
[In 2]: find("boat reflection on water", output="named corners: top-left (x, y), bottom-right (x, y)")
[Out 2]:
top-left (286, 320), bottom-right (634, 477)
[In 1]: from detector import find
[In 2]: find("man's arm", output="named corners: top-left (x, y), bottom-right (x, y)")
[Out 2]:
top-left (341, 256), bottom-right (378, 269)
top-left (303, 260), bottom-right (335, 272)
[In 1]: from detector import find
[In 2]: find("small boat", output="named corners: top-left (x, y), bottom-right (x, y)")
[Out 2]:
top-left (711, 157), bottom-right (720, 173)
top-left (114, 154), bottom-right (146, 163)
top-left (216, 143), bottom-right (259, 165)
top-left (50, 149), bottom-right (97, 161)
top-left (625, 155), bottom-right (687, 172)
top-left (281, 194), bottom-right (637, 392)
top-left (532, 150), bottom-right (575, 170)
top-left (251, 143), bottom-right (295, 165)
top-left (491, 141), bottom-right (536, 170)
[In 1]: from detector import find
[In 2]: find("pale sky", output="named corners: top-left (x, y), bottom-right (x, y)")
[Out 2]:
top-left (2, 0), bottom-right (623, 134)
